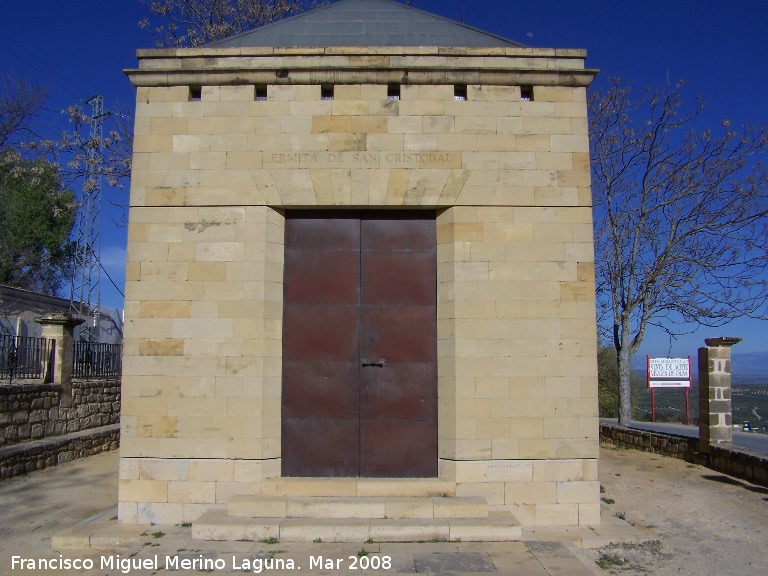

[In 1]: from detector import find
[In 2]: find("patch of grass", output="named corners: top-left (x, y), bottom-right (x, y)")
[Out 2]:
top-left (614, 511), bottom-right (627, 520)
top-left (259, 536), bottom-right (279, 545)
top-left (357, 548), bottom-right (369, 557)
top-left (152, 531), bottom-right (165, 539)
top-left (601, 497), bottom-right (616, 505)
top-left (600, 485), bottom-right (606, 493)
top-left (596, 553), bottom-right (628, 570)
top-left (365, 537), bottom-right (375, 544)
top-left (454, 537), bottom-right (462, 543)
top-left (313, 537), bottom-right (323, 543)
top-left (179, 521), bottom-right (193, 528)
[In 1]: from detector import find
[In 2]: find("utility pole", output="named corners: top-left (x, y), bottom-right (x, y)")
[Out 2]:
top-left (69, 94), bottom-right (108, 343)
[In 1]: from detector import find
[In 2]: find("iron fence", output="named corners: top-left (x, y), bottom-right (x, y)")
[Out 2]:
top-left (73, 341), bottom-right (122, 379)
top-left (0, 335), bottom-right (54, 383)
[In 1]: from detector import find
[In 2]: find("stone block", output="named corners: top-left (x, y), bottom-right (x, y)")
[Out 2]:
top-left (556, 481), bottom-right (598, 504)
top-left (433, 496), bottom-right (488, 518)
top-left (448, 515), bottom-right (522, 541)
top-left (385, 497), bottom-right (435, 519)
top-left (189, 459), bottom-right (234, 482)
top-left (455, 482), bottom-right (505, 506)
top-left (574, 503), bottom-right (602, 527)
top-left (168, 480), bottom-right (216, 504)
top-left (137, 416), bottom-right (179, 438)
top-left (534, 86), bottom-right (576, 102)
top-left (281, 518), bottom-right (371, 542)
top-left (369, 519), bottom-right (449, 543)
top-left (119, 479), bottom-right (168, 503)
top-left (532, 460), bottom-right (584, 483)
top-left (534, 503), bottom-right (579, 526)
top-left (192, 510), bottom-right (280, 541)
top-left (229, 495), bottom-right (287, 518)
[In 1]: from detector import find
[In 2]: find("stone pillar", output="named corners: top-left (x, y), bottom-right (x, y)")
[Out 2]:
top-left (698, 337), bottom-right (741, 452)
top-left (34, 313), bottom-right (84, 403)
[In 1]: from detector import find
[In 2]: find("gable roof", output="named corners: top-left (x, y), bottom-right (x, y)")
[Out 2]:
top-left (206, 0), bottom-right (526, 48)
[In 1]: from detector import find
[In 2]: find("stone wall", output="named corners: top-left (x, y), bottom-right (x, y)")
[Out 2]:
top-left (600, 423), bottom-right (768, 488)
top-left (0, 424), bottom-right (120, 480)
top-left (0, 380), bottom-right (121, 447)
top-left (120, 45), bottom-right (599, 527)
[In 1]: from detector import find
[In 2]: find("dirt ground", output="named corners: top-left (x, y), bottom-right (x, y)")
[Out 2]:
top-left (591, 444), bottom-right (768, 575)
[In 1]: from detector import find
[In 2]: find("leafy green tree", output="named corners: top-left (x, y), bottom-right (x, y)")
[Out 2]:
top-left (0, 149), bottom-right (76, 295)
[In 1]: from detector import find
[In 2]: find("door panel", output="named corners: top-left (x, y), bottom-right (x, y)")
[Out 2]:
top-left (360, 307), bottom-right (437, 363)
top-left (362, 252), bottom-right (437, 306)
top-left (359, 216), bottom-right (437, 477)
top-left (282, 214), bottom-right (361, 477)
top-left (283, 419), bottom-right (360, 477)
top-left (284, 250), bottom-right (359, 305)
top-left (282, 211), bottom-right (437, 478)
top-left (283, 305), bottom-right (359, 362)
top-left (360, 419), bottom-right (438, 478)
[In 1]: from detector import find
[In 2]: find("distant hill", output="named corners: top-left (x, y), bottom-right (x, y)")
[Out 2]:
top-left (732, 352), bottom-right (768, 383)
top-left (631, 351), bottom-right (768, 386)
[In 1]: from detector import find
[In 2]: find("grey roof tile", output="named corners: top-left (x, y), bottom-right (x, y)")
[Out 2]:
top-left (206, 0), bottom-right (525, 48)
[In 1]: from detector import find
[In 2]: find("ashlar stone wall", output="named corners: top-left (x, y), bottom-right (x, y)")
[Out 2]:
top-left (120, 46), bottom-right (599, 526)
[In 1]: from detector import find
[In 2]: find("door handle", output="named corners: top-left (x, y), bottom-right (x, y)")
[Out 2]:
top-left (361, 358), bottom-right (386, 367)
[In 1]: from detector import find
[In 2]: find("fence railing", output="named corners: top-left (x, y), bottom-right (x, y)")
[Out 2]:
top-left (0, 335), bottom-right (54, 383)
top-left (73, 341), bottom-right (122, 379)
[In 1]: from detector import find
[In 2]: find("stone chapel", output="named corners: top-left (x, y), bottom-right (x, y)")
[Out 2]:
top-left (119, 0), bottom-right (600, 539)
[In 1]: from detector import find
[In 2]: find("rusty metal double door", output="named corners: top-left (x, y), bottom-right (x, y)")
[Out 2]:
top-left (282, 211), bottom-right (437, 478)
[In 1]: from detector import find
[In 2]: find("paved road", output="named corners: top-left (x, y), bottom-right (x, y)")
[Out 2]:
top-left (600, 418), bottom-right (768, 454)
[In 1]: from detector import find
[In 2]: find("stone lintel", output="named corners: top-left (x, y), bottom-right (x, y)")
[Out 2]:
top-left (125, 68), bottom-right (598, 88)
top-left (704, 336), bottom-right (742, 347)
top-left (34, 312), bottom-right (86, 329)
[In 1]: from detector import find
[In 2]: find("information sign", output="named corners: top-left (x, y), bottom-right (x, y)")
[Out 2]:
top-left (648, 358), bottom-right (690, 383)
top-left (646, 356), bottom-right (693, 424)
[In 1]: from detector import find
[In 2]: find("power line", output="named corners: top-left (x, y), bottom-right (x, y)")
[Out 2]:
top-left (0, 31), bottom-right (88, 101)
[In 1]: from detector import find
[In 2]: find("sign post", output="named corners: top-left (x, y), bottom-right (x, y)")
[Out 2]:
top-left (647, 357), bottom-right (692, 424)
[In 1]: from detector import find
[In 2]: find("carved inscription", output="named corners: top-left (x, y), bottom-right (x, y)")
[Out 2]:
top-left (486, 461), bottom-right (533, 482)
top-left (263, 151), bottom-right (460, 169)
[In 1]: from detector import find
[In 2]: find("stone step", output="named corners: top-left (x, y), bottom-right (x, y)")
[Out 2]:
top-left (192, 510), bottom-right (522, 543)
top-left (228, 495), bottom-right (488, 520)
top-left (260, 477), bottom-right (456, 498)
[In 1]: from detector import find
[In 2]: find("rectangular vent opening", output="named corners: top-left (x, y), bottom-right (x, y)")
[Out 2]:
top-left (454, 85), bottom-right (468, 101)
top-left (321, 85), bottom-right (335, 100)
top-left (520, 86), bottom-right (534, 101)
top-left (387, 84), bottom-right (401, 100)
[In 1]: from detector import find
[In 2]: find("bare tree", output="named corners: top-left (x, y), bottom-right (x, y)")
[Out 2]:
top-left (0, 76), bottom-right (49, 149)
top-left (138, 0), bottom-right (328, 48)
top-left (589, 77), bottom-right (768, 425)
top-left (22, 103), bottom-right (133, 205)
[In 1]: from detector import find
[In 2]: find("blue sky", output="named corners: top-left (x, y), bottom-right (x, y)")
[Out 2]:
top-left (1, 0), bottom-right (766, 357)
